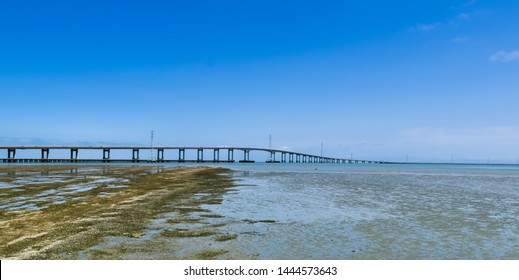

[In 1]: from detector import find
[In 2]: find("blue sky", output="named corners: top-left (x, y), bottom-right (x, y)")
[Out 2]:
top-left (1, 0), bottom-right (519, 163)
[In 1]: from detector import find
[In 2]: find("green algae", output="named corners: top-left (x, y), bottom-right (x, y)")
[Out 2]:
top-left (196, 249), bottom-right (228, 260)
top-left (0, 165), bottom-right (236, 259)
top-left (161, 229), bottom-right (216, 238)
top-left (215, 234), bottom-right (238, 242)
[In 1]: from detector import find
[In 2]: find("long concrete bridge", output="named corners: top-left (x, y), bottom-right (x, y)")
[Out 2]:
top-left (0, 146), bottom-right (386, 164)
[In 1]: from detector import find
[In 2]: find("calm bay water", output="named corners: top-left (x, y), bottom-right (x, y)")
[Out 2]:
top-left (206, 163), bottom-right (519, 259)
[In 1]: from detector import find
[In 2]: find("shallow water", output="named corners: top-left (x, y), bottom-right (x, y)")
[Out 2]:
top-left (0, 167), bottom-right (133, 211)
top-left (202, 163), bottom-right (519, 259)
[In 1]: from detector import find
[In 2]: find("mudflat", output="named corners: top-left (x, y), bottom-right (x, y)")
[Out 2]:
top-left (0, 165), bottom-right (237, 259)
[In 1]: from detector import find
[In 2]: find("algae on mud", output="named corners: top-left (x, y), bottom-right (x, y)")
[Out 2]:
top-left (0, 165), bottom-right (238, 259)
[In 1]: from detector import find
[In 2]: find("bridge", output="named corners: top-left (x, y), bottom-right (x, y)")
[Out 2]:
top-left (0, 146), bottom-right (386, 164)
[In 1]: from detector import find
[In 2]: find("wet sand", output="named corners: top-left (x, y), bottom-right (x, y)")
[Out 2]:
top-left (0, 165), bottom-right (239, 259)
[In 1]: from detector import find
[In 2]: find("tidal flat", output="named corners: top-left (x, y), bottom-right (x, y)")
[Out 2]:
top-left (3, 163), bottom-right (518, 260)
top-left (0, 165), bottom-right (240, 260)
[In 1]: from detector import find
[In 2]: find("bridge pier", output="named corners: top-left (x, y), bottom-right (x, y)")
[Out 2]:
top-left (289, 153), bottom-right (294, 163)
top-left (197, 149), bottom-right (204, 162)
top-left (71, 148), bottom-right (79, 162)
top-left (41, 148), bottom-right (50, 162)
top-left (157, 148), bottom-right (164, 162)
top-left (7, 148), bottom-right (16, 162)
top-left (281, 152), bottom-right (286, 163)
top-left (132, 149), bottom-right (139, 162)
top-left (179, 149), bottom-right (185, 161)
top-left (268, 151), bottom-right (276, 162)
top-left (103, 148), bottom-right (110, 162)
top-left (240, 150), bottom-right (253, 163)
top-left (228, 149), bottom-right (234, 161)
top-left (214, 149), bottom-right (220, 161)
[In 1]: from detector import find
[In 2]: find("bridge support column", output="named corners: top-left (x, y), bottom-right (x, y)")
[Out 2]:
top-left (103, 148), bottom-right (110, 161)
top-left (281, 152), bottom-right (286, 163)
top-left (179, 149), bottom-right (185, 161)
top-left (41, 148), bottom-right (50, 162)
top-left (239, 150), bottom-right (252, 162)
top-left (295, 154), bottom-right (300, 163)
top-left (71, 148), bottom-right (79, 162)
top-left (7, 148), bottom-right (16, 162)
top-left (269, 151), bottom-right (276, 162)
top-left (197, 149), bottom-right (203, 162)
top-left (213, 149), bottom-right (220, 161)
top-left (227, 149), bottom-right (234, 161)
top-left (157, 149), bottom-right (164, 162)
top-left (289, 153), bottom-right (294, 163)
top-left (132, 149), bottom-right (139, 162)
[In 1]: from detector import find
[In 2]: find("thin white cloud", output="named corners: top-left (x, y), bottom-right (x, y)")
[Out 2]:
top-left (416, 23), bottom-right (440, 31)
top-left (464, 0), bottom-right (477, 7)
top-left (458, 13), bottom-right (470, 20)
top-left (451, 37), bottom-right (469, 43)
top-left (490, 50), bottom-right (519, 63)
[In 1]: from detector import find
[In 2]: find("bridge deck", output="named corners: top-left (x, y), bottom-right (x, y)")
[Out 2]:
top-left (0, 146), bottom-right (386, 164)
